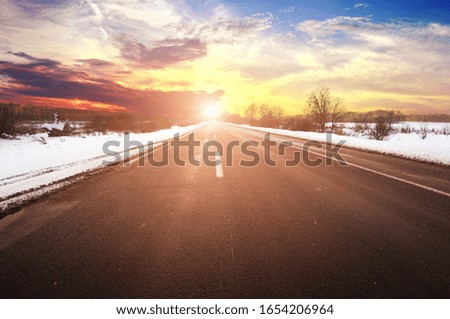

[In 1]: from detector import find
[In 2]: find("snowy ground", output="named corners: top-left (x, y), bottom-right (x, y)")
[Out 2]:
top-left (237, 123), bottom-right (450, 166)
top-left (0, 122), bottom-right (206, 209)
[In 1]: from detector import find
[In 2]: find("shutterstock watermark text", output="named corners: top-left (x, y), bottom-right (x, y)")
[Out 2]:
top-left (102, 133), bottom-right (348, 167)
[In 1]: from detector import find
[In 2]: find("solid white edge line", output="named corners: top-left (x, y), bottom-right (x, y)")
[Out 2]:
top-left (237, 127), bottom-right (450, 198)
top-left (342, 161), bottom-right (450, 198)
top-left (215, 151), bottom-right (224, 178)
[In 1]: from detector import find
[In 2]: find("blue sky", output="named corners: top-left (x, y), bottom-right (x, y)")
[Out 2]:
top-left (222, 0), bottom-right (450, 24)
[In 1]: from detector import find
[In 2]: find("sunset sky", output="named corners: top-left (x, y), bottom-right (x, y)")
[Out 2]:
top-left (0, 0), bottom-right (449, 117)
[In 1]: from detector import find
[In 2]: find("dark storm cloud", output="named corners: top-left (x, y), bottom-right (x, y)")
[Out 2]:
top-left (7, 51), bottom-right (60, 68)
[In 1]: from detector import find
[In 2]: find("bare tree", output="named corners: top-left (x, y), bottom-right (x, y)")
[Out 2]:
top-left (244, 103), bottom-right (258, 125)
top-left (306, 88), bottom-right (346, 133)
top-left (272, 106), bottom-right (284, 127)
top-left (258, 104), bottom-right (276, 127)
top-left (329, 97), bottom-right (346, 133)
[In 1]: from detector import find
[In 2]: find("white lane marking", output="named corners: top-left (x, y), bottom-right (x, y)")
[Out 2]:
top-left (287, 139), bottom-right (450, 198)
top-left (215, 151), bottom-right (224, 178)
top-left (231, 247), bottom-right (235, 260)
top-left (235, 127), bottom-right (450, 198)
top-left (340, 161), bottom-right (450, 198)
top-left (214, 134), bottom-right (217, 138)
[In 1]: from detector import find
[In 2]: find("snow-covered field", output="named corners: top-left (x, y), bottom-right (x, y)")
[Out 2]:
top-left (237, 122), bottom-right (450, 166)
top-left (0, 123), bottom-right (206, 208)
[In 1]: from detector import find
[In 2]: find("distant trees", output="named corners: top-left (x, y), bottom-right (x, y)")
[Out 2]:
top-left (244, 103), bottom-right (284, 128)
top-left (272, 106), bottom-right (284, 126)
top-left (282, 115), bottom-right (314, 131)
top-left (259, 104), bottom-right (284, 128)
top-left (257, 104), bottom-right (273, 127)
top-left (244, 103), bottom-right (258, 125)
top-left (87, 113), bottom-right (167, 133)
top-left (0, 103), bottom-right (19, 135)
top-left (0, 102), bottom-right (180, 135)
top-left (221, 111), bottom-right (245, 124)
top-left (242, 103), bottom-right (317, 131)
top-left (404, 113), bottom-right (450, 122)
top-left (87, 113), bottom-right (135, 132)
top-left (306, 88), bottom-right (346, 133)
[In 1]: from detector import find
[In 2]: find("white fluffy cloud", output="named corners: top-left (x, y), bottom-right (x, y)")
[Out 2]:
top-left (284, 16), bottom-right (450, 111)
top-left (354, 3), bottom-right (369, 8)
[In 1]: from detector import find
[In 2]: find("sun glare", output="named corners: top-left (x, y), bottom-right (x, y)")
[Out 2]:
top-left (203, 104), bottom-right (221, 119)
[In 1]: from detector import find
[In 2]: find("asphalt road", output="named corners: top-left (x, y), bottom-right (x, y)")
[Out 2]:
top-left (0, 122), bottom-right (449, 298)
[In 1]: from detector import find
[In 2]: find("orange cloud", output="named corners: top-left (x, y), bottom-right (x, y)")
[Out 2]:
top-left (0, 52), bottom-right (222, 117)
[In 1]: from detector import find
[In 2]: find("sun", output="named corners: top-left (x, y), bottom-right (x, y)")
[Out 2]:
top-left (203, 104), bottom-right (221, 119)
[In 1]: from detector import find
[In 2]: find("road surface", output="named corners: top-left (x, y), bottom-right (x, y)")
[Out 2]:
top-left (0, 122), bottom-right (449, 298)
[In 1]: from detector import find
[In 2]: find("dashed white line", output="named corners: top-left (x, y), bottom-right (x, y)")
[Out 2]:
top-left (215, 151), bottom-right (224, 178)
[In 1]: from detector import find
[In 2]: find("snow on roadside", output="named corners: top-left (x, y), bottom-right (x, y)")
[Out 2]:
top-left (237, 124), bottom-right (450, 166)
top-left (0, 122), bottom-right (206, 201)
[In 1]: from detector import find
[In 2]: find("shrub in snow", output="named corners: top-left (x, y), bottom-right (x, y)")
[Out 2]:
top-left (418, 124), bottom-right (429, 140)
top-left (353, 122), bottom-right (370, 135)
top-left (400, 125), bottom-right (413, 134)
top-left (369, 111), bottom-right (394, 140)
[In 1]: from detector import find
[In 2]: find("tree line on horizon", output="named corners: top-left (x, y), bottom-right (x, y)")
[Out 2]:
top-left (1, 90), bottom-right (450, 139)
top-left (221, 88), bottom-right (449, 140)
top-left (0, 102), bottom-right (193, 136)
